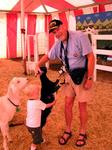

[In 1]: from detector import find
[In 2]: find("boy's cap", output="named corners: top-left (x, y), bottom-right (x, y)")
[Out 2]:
top-left (49, 19), bottom-right (63, 33)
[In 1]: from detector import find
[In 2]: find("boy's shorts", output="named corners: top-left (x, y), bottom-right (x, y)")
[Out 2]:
top-left (27, 126), bottom-right (43, 144)
top-left (63, 73), bottom-right (92, 102)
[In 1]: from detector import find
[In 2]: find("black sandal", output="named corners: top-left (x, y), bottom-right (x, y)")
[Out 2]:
top-left (58, 131), bottom-right (72, 145)
top-left (75, 133), bottom-right (87, 147)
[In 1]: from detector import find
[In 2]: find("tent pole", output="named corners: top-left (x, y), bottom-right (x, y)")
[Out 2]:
top-left (21, 0), bottom-right (27, 74)
top-left (39, 0), bottom-right (48, 14)
top-left (45, 15), bottom-right (49, 69)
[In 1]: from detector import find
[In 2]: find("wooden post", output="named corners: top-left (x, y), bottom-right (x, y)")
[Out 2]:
top-left (20, 0), bottom-right (27, 74)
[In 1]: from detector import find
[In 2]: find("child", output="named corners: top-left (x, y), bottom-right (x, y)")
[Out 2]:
top-left (25, 84), bottom-right (56, 150)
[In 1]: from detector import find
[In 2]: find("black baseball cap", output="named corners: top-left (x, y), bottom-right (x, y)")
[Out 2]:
top-left (49, 19), bottom-right (63, 33)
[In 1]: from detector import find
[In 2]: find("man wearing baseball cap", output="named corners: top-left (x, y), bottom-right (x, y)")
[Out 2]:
top-left (35, 19), bottom-right (95, 147)
top-left (49, 19), bottom-right (63, 33)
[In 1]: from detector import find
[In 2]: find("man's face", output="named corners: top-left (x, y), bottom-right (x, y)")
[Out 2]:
top-left (52, 25), bottom-right (67, 42)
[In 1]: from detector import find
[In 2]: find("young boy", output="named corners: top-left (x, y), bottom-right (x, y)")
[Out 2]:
top-left (25, 84), bottom-right (56, 150)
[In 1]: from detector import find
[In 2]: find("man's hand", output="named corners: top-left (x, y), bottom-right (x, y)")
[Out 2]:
top-left (83, 78), bottom-right (93, 90)
top-left (35, 64), bottom-right (42, 76)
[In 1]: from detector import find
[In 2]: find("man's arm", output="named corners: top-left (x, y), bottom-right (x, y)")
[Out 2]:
top-left (84, 51), bottom-right (95, 89)
top-left (87, 51), bottom-right (95, 79)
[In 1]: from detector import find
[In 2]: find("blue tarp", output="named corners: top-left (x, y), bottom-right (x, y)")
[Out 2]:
top-left (76, 11), bottom-right (112, 24)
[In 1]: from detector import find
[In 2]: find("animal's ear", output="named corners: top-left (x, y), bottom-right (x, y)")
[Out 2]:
top-left (8, 77), bottom-right (18, 92)
top-left (10, 77), bottom-right (17, 84)
top-left (8, 82), bottom-right (15, 95)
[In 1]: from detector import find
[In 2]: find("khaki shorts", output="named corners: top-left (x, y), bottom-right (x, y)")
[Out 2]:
top-left (63, 73), bottom-right (92, 102)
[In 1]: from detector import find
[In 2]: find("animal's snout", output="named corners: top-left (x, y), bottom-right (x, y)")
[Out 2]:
top-left (40, 67), bottom-right (47, 74)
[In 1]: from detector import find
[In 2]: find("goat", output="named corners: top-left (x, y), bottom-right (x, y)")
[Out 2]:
top-left (39, 67), bottom-right (60, 128)
top-left (0, 77), bottom-right (28, 150)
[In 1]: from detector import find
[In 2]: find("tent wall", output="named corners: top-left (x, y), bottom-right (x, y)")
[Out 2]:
top-left (7, 14), bottom-right (17, 58)
top-left (0, 13), bottom-right (7, 58)
top-left (0, 3), bottom-right (112, 59)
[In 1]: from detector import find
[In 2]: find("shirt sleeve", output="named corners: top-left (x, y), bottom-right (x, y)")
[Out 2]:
top-left (79, 33), bottom-right (92, 56)
top-left (48, 41), bottom-right (60, 59)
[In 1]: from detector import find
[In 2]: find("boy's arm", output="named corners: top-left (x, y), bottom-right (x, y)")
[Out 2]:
top-left (46, 100), bottom-right (56, 108)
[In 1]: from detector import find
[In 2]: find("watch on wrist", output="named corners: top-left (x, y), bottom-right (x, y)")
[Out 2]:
top-left (87, 76), bottom-right (93, 80)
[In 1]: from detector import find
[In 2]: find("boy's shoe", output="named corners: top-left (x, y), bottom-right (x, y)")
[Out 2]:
top-left (29, 148), bottom-right (37, 150)
top-left (29, 146), bottom-right (37, 150)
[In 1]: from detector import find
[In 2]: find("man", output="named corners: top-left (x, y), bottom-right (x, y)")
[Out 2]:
top-left (35, 19), bottom-right (95, 147)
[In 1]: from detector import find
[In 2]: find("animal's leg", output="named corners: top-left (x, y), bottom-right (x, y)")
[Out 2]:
top-left (6, 124), bottom-right (12, 142)
top-left (3, 136), bottom-right (9, 150)
top-left (41, 109), bottom-right (52, 127)
top-left (1, 124), bottom-right (11, 150)
top-left (1, 128), bottom-right (9, 150)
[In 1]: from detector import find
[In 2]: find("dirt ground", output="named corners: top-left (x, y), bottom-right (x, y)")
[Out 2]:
top-left (0, 59), bottom-right (112, 150)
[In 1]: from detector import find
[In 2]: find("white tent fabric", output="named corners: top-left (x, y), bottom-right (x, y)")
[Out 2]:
top-left (0, 13), bottom-right (7, 58)
top-left (0, 0), bottom-right (112, 13)
top-left (0, 1), bottom-right (112, 58)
